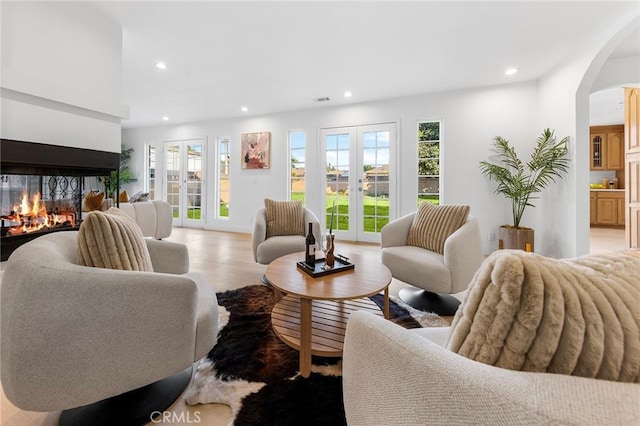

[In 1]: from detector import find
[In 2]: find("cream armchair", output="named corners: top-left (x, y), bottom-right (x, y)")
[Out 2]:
top-left (381, 213), bottom-right (483, 315)
top-left (1, 231), bottom-right (218, 424)
top-left (252, 206), bottom-right (321, 265)
top-left (343, 311), bottom-right (640, 426)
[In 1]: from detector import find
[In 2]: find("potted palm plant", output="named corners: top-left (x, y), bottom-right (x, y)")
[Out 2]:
top-left (97, 144), bottom-right (137, 200)
top-left (479, 128), bottom-right (569, 251)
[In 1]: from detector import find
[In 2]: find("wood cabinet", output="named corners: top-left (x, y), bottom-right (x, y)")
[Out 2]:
top-left (590, 190), bottom-right (624, 226)
top-left (617, 197), bottom-right (625, 226)
top-left (590, 125), bottom-right (624, 170)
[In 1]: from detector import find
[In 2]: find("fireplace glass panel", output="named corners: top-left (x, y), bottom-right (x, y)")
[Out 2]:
top-left (1, 174), bottom-right (81, 237)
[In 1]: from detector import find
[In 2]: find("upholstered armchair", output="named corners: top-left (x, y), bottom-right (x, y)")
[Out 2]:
top-left (381, 208), bottom-right (483, 315)
top-left (1, 231), bottom-right (218, 424)
top-left (252, 204), bottom-right (321, 265)
top-left (343, 311), bottom-right (640, 426)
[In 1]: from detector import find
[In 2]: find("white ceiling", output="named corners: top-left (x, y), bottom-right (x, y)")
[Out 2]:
top-left (87, 1), bottom-right (640, 129)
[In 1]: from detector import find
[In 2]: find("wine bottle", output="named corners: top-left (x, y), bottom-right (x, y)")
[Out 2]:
top-left (305, 222), bottom-right (316, 267)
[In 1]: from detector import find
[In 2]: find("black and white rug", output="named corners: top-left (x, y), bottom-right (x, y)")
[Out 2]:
top-left (184, 285), bottom-right (443, 425)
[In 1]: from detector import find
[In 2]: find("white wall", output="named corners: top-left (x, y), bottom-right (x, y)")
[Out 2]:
top-left (0, 2), bottom-right (127, 152)
top-left (124, 81), bottom-right (539, 254)
top-left (591, 56), bottom-right (640, 93)
top-left (537, 11), bottom-right (639, 258)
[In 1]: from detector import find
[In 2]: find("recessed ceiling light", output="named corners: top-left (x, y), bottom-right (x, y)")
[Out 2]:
top-left (241, 106), bottom-right (248, 112)
top-left (162, 116), bottom-right (170, 121)
top-left (505, 67), bottom-right (519, 76)
top-left (156, 62), bottom-right (167, 70)
top-left (344, 91), bottom-right (353, 98)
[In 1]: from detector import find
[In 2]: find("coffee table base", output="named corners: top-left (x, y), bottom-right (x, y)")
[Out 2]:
top-left (272, 295), bottom-right (386, 376)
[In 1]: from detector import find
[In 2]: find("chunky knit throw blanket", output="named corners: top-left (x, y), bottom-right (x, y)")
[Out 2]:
top-left (447, 249), bottom-right (640, 383)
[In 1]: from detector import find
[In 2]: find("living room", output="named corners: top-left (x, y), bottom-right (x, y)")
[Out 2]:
top-left (1, 2), bottom-right (639, 425)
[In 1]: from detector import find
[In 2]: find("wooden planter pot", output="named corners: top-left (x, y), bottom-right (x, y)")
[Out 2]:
top-left (498, 226), bottom-right (534, 252)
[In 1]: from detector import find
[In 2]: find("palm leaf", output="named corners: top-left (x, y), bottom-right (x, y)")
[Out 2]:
top-left (479, 128), bottom-right (569, 227)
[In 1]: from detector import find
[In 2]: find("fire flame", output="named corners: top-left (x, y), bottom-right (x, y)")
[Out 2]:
top-left (4, 191), bottom-right (75, 235)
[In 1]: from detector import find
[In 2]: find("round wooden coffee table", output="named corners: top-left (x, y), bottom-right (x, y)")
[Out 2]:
top-left (265, 251), bottom-right (392, 378)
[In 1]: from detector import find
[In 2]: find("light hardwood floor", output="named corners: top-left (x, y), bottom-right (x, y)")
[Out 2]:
top-left (0, 226), bottom-right (630, 425)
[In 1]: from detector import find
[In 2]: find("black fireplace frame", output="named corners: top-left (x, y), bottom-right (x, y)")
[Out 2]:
top-left (1, 139), bottom-right (120, 260)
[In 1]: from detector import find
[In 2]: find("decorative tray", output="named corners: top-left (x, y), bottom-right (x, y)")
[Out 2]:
top-left (296, 254), bottom-right (355, 278)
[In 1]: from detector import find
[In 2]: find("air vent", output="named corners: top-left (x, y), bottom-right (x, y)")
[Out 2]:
top-left (314, 97), bottom-right (331, 103)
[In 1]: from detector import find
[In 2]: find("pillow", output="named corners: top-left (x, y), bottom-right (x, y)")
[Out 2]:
top-left (446, 249), bottom-right (640, 383)
top-left (77, 208), bottom-right (154, 271)
top-left (406, 203), bottom-right (470, 254)
top-left (264, 198), bottom-right (304, 238)
top-left (83, 191), bottom-right (105, 211)
top-left (129, 191), bottom-right (150, 203)
top-left (119, 190), bottom-right (129, 202)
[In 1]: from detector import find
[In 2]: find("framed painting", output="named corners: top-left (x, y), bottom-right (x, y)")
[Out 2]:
top-left (241, 131), bottom-right (270, 169)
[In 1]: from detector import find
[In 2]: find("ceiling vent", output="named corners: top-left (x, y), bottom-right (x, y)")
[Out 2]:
top-left (314, 97), bottom-right (331, 103)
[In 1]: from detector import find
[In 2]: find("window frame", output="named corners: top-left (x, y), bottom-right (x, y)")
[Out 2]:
top-left (288, 130), bottom-right (307, 205)
top-left (417, 120), bottom-right (442, 206)
top-left (144, 144), bottom-right (156, 200)
top-left (217, 137), bottom-right (231, 219)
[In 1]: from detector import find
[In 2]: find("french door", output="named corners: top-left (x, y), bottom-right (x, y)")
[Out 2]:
top-left (163, 138), bottom-right (205, 228)
top-left (320, 123), bottom-right (396, 243)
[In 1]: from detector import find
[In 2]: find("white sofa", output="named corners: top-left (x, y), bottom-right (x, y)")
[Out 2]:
top-left (117, 200), bottom-right (173, 239)
top-left (343, 311), bottom-right (640, 426)
top-left (82, 199), bottom-right (172, 240)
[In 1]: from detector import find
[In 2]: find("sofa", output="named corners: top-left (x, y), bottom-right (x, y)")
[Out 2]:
top-left (1, 231), bottom-right (217, 418)
top-left (117, 200), bottom-right (173, 239)
top-left (343, 311), bottom-right (640, 425)
top-left (83, 199), bottom-right (172, 239)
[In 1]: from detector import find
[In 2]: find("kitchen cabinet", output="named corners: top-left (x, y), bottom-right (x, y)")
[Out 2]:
top-left (590, 125), bottom-right (624, 170)
top-left (618, 197), bottom-right (625, 225)
top-left (590, 190), bottom-right (625, 226)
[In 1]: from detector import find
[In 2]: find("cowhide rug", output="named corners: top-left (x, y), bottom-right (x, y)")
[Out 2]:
top-left (184, 285), bottom-right (444, 425)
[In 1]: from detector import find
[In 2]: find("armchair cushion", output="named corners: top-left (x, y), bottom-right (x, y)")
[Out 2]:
top-left (83, 190), bottom-right (105, 211)
top-left (447, 249), bottom-right (640, 383)
top-left (76, 208), bottom-right (154, 272)
top-left (407, 203), bottom-right (469, 254)
top-left (264, 198), bottom-right (304, 238)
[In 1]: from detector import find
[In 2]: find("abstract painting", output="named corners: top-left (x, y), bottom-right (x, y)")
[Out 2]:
top-left (241, 132), bottom-right (270, 169)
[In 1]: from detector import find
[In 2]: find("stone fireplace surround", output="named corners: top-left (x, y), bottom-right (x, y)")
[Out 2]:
top-left (0, 139), bottom-right (120, 260)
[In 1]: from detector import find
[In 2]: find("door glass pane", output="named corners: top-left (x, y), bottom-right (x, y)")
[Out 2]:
top-left (186, 144), bottom-right (202, 220)
top-left (362, 131), bottom-right (390, 233)
top-left (165, 145), bottom-right (180, 218)
top-left (326, 133), bottom-right (349, 231)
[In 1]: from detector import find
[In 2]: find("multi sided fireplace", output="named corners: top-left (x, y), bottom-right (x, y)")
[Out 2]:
top-left (0, 139), bottom-right (120, 261)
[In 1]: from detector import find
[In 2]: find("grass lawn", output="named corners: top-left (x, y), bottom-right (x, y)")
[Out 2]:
top-left (323, 194), bottom-right (389, 233)
top-left (172, 194), bottom-right (437, 231)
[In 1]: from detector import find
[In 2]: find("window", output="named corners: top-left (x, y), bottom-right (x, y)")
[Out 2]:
top-left (145, 145), bottom-right (156, 200)
top-left (218, 137), bottom-right (230, 218)
top-left (417, 121), bottom-right (440, 206)
top-left (289, 131), bottom-right (306, 204)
